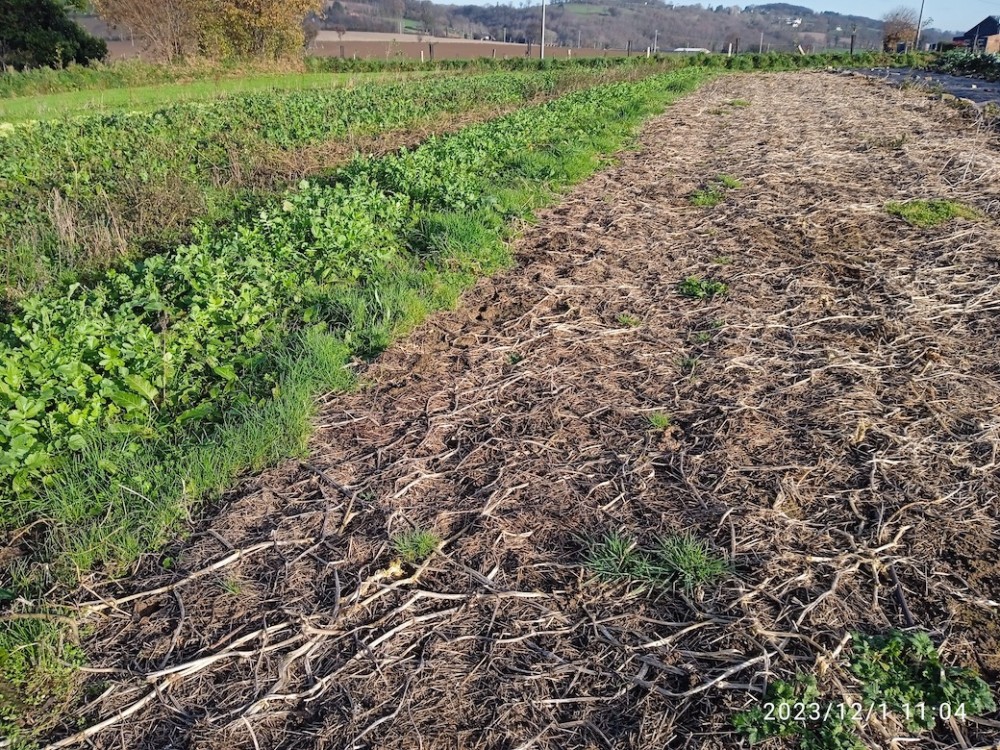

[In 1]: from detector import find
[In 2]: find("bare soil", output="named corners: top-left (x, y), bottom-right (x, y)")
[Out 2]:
top-left (52, 72), bottom-right (1000, 749)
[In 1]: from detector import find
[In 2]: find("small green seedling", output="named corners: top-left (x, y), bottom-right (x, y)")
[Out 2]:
top-left (716, 174), bottom-right (742, 189)
top-left (585, 530), bottom-right (645, 582)
top-left (652, 533), bottom-right (730, 592)
top-left (728, 99), bottom-right (751, 107)
top-left (647, 412), bottom-right (672, 430)
top-left (585, 530), bottom-right (729, 593)
top-left (690, 174), bottom-right (742, 206)
top-left (690, 186), bottom-right (724, 207)
top-left (679, 356), bottom-right (699, 375)
top-left (617, 313), bottom-right (642, 328)
top-left (391, 529), bottom-right (440, 564)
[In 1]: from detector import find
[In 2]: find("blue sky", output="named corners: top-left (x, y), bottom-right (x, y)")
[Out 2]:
top-left (465, 2), bottom-right (999, 34)
top-left (793, 1), bottom-right (996, 32)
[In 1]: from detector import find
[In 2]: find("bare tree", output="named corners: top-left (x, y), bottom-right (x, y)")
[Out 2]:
top-left (95, 0), bottom-right (322, 59)
top-left (881, 5), bottom-right (918, 51)
top-left (94, 0), bottom-right (203, 59)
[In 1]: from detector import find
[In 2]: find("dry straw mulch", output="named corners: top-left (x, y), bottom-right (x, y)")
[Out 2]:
top-left (52, 72), bottom-right (1000, 750)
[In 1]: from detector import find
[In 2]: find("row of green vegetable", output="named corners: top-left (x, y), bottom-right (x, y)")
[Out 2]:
top-left (0, 64), bottom-right (643, 300)
top-left (932, 49), bottom-right (1000, 80)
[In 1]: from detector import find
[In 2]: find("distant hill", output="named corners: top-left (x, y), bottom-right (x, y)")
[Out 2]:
top-left (319, 0), bottom-right (956, 53)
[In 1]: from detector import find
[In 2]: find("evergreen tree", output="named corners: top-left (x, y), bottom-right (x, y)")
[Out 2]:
top-left (0, 0), bottom-right (107, 70)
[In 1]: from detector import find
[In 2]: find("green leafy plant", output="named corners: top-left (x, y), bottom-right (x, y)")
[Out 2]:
top-left (733, 674), bottom-right (863, 750)
top-left (885, 200), bottom-right (979, 228)
top-left (0, 67), bottom-right (648, 301)
top-left (391, 529), bottom-right (441, 564)
top-left (850, 630), bottom-right (996, 732)
top-left (677, 276), bottom-right (729, 299)
top-left (734, 632), bottom-right (997, 748)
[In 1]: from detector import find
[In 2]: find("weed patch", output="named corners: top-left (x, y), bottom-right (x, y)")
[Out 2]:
top-left (689, 173), bottom-right (741, 206)
top-left (616, 312), bottom-right (642, 327)
top-left (391, 529), bottom-right (441, 564)
top-left (677, 276), bottom-right (729, 299)
top-left (646, 412), bottom-right (672, 430)
top-left (885, 199), bottom-right (979, 228)
top-left (586, 530), bottom-right (729, 593)
top-left (734, 631), bottom-right (997, 749)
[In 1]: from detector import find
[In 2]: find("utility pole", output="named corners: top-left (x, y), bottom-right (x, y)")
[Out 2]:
top-left (654, 29), bottom-right (658, 53)
top-left (759, 30), bottom-right (764, 53)
top-left (578, 28), bottom-right (581, 48)
top-left (540, 0), bottom-right (546, 59)
top-left (914, 0), bottom-right (926, 50)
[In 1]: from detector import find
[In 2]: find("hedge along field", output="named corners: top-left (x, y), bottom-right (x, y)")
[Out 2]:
top-left (0, 67), bottom-right (714, 743)
top-left (0, 64), bottom-right (655, 303)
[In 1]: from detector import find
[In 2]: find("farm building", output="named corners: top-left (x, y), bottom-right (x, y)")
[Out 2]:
top-left (963, 16), bottom-right (1000, 53)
